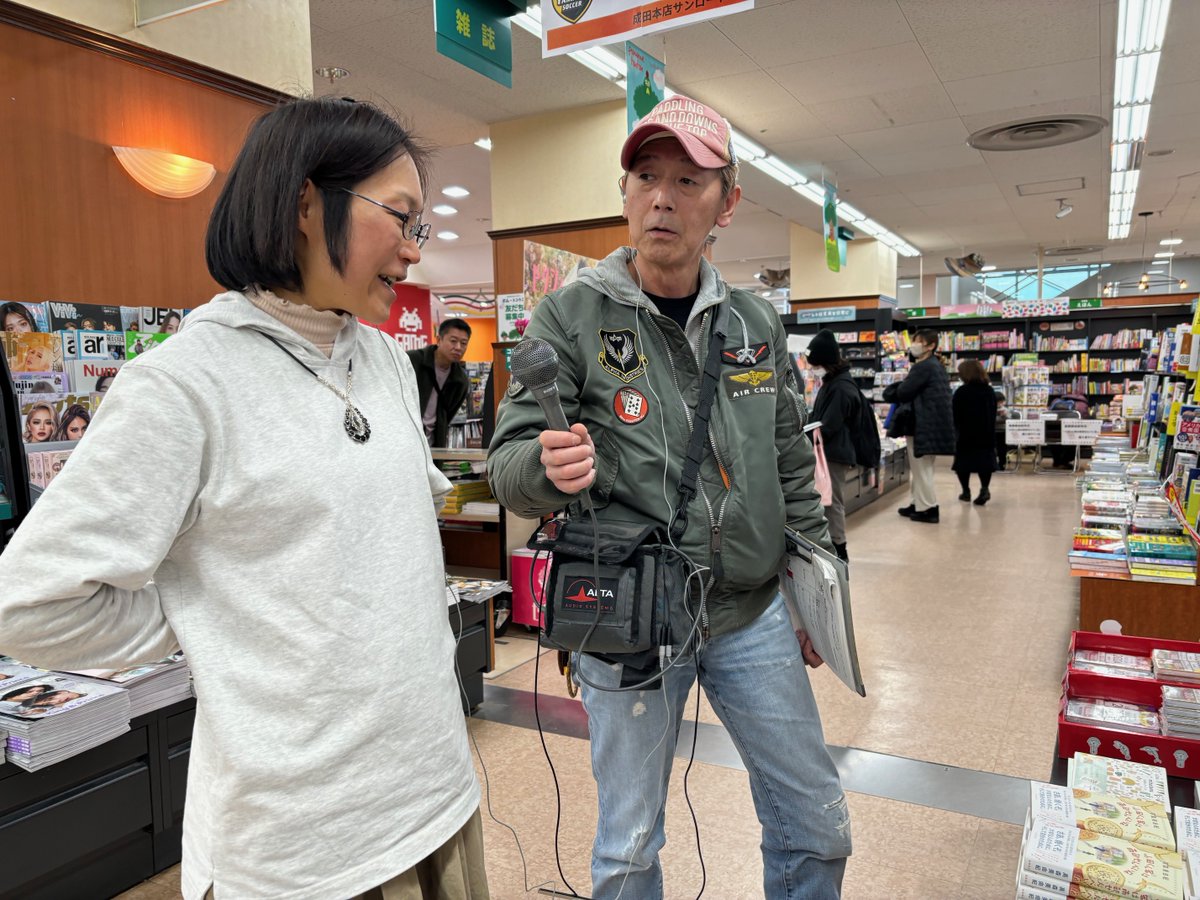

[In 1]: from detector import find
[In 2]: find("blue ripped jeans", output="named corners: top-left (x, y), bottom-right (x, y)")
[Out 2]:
top-left (576, 594), bottom-right (851, 900)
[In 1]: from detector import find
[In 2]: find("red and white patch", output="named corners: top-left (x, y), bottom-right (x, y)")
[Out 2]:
top-left (613, 386), bottom-right (649, 424)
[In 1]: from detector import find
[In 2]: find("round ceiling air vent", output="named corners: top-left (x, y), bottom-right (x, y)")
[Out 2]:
top-left (967, 116), bottom-right (1108, 151)
top-left (1044, 245), bottom-right (1105, 257)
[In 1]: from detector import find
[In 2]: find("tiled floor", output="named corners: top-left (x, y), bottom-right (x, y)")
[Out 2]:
top-left (119, 462), bottom-right (1074, 898)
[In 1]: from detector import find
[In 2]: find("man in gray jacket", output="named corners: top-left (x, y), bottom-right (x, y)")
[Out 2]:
top-left (488, 96), bottom-right (850, 899)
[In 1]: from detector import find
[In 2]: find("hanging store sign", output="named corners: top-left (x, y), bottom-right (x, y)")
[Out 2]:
top-left (626, 42), bottom-right (665, 132)
top-left (793, 306), bottom-right (856, 324)
top-left (435, 0), bottom-right (513, 87)
top-left (541, 0), bottom-right (753, 57)
top-left (1070, 298), bottom-right (1103, 310)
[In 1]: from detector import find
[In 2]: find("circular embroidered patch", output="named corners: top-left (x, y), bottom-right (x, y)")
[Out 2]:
top-left (613, 386), bottom-right (649, 424)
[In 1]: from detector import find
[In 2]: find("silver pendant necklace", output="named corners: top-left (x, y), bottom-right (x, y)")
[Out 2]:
top-left (259, 333), bottom-right (371, 443)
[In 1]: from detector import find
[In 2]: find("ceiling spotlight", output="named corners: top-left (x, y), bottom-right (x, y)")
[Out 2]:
top-left (1055, 198), bottom-right (1073, 219)
top-left (442, 186), bottom-right (470, 198)
top-left (314, 66), bottom-right (350, 83)
top-left (980, 264), bottom-right (997, 272)
top-left (432, 204), bottom-right (458, 216)
top-left (437, 231), bottom-right (459, 240)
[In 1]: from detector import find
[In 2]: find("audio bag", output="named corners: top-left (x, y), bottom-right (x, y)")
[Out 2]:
top-left (526, 300), bottom-right (732, 667)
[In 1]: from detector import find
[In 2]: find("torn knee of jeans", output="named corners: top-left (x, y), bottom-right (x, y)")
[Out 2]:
top-left (824, 792), bottom-right (850, 833)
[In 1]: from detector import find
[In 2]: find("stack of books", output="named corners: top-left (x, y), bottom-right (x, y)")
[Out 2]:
top-left (0, 663), bottom-right (130, 772)
top-left (446, 576), bottom-right (510, 605)
top-left (1128, 535), bottom-right (1198, 586)
top-left (1082, 489), bottom-right (1135, 521)
top-left (65, 653), bottom-right (191, 719)
top-left (1133, 494), bottom-right (1186, 536)
top-left (1016, 756), bottom-right (1185, 899)
top-left (1161, 686), bottom-right (1200, 739)
top-left (461, 500), bottom-right (501, 516)
top-left (1064, 697), bottom-right (1162, 735)
top-left (1175, 808), bottom-right (1200, 900)
top-left (1154, 650), bottom-right (1200, 684)
top-left (1070, 527), bottom-right (1130, 579)
top-left (442, 481), bottom-right (495, 515)
top-left (1071, 649), bottom-right (1155, 679)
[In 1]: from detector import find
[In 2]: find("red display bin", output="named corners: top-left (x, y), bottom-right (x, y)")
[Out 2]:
top-left (1058, 630), bottom-right (1200, 778)
top-left (510, 549), bottom-right (550, 629)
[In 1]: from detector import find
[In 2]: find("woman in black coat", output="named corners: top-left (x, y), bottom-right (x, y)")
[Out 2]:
top-left (882, 329), bottom-right (954, 523)
top-left (952, 359), bottom-right (998, 506)
top-left (807, 329), bottom-right (860, 562)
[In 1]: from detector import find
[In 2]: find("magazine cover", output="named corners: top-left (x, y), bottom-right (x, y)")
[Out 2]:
top-left (6, 332), bottom-right (63, 373)
top-left (125, 331), bottom-right (169, 359)
top-left (61, 329), bottom-right (125, 361)
top-left (0, 674), bottom-right (126, 720)
top-left (0, 300), bottom-right (51, 332)
top-left (20, 394), bottom-right (95, 444)
top-left (40, 450), bottom-right (73, 485)
top-left (0, 660), bottom-right (47, 688)
top-left (46, 301), bottom-right (124, 332)
top-left (132, 307), bottom-right (184, 335)
top-left (64, 358), bottom-right (123, 394)
top-left (11, 372), bottom-right (68, 397)
top-left (1175, 406), bottom-right (1200, 451)
top-left (25, 450), bottom-right (44, 488)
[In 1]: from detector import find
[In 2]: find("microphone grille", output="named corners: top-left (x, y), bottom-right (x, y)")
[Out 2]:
top-left (510, 338), bottom-right (560, 390)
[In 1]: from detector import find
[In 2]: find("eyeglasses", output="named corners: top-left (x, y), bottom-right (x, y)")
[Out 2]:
top-left (341, 189), bottom-right (432, 248)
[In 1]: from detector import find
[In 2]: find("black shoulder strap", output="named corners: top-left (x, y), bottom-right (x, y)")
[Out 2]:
top-left (669, 298), bottom-right (730, 543)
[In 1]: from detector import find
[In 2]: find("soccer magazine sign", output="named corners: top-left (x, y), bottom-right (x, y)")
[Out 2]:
top-left (541, 0), bottom-right (754, 57)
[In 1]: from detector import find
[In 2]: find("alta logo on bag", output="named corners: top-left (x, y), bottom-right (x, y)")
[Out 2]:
top-left (562, 578), bottom-right (617, 613)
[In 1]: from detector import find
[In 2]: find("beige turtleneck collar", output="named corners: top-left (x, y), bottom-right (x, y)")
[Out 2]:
top-left (247, 288), bottom-right (350, 358)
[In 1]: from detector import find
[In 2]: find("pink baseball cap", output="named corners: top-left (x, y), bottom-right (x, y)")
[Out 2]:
top-left (620, 95), bottom-right (736, 171)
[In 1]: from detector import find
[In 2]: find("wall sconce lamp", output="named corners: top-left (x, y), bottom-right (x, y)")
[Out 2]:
top-left (112, 146), bottom-right (216, 199)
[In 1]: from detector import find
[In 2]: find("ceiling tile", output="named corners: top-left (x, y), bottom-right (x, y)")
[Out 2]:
top-left (888, 164), bottom-right (996, 194)
top-left (769, 136), bottom-right (862, 166)
top-left (768, 42), bottom-right (940, 105)
top-left (944, 58), bottom-right (1102, 118)
top-left (713, 1), bottom-right (915, 69)
top-left (674, 70), bottom-right (803, 117)
top-left (898, 0), bottom-right (1101, 82)
top-left (858, 143), bottom-right (985, 177)
top-left (809, 83), bottom-right (959, 134)
top-left (904, 182), bottom-right (1007, 207)
top-left (650, 23), bottom-right (761, 82)
top-left (731, 104), bottom-right (832, 145)
top-left (310, 0), bottom-right (429, 33)
top-left (841, 117), bottom-right (969, 157)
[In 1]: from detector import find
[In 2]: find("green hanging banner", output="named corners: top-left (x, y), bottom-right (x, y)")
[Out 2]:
top-left (434, 0), bottom-right (513, 88)
top-left (823, 181), bottom-right (839, 272)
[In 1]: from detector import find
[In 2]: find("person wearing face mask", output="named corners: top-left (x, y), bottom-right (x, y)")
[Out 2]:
top-left (0, 98), bottom-right (487, 900)
top-left (806, 329), bottom-right (861, 561)
top-left (882, 329), bottom-right (954, 523)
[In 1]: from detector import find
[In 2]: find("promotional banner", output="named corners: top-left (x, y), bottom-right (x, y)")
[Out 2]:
top-left (1002, 298), bottom-right (1069, 318)
top-left (823, 181), bottom-right (839, 273)
top-left (497, 293), bottom-right (527, 341)
top-left (542, 0), bottom-right (753, 57)
top-left (626, 42), bottom-right (665, 132)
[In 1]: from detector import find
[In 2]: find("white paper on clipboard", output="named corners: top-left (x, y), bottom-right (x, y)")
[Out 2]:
top-left (780, 527), bottom-right (866, 697)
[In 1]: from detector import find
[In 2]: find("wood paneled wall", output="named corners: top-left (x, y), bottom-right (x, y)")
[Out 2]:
top-left (0, 16), bottom-right (272, 307)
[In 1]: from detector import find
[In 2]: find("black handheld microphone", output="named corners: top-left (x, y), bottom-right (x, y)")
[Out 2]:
top-left (509, 338), bottom-right (594, 512)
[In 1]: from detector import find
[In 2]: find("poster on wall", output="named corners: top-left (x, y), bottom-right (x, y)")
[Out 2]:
top-left (524, 241), bottom-right (598, 316)
top-left (541, 0), bottom-right (754, 58)
top-left (380, 284), bottom-right (432, 352)
top-left (626, 42), bottom-right (665, 132)
top-left (497, 293), bottom-right (527, 341)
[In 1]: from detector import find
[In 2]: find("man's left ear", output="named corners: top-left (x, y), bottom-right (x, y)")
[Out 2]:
top-left (715, 184), bottom-right (741, 229)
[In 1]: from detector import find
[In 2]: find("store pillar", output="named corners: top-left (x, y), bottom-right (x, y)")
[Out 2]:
top-left (788, 222), bottom-right (899, 305)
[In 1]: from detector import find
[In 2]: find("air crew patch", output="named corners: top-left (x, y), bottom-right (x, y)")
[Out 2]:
top-left (721, 342), bottom-right (770, 367)
top-left (613, 386), bottom-right (649, 424)
top-left (598, 329), bottom-right (648, 383)
top-left (724, 368), bottom-right (776, 400)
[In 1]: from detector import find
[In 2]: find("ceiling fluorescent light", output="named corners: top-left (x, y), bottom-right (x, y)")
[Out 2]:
top-left (792, 182), bottom-right (824, 205)
top-left (1114, 53), bottom-right (1162, 105)
top-left (1161, 237), bottom-right (1184, 245)
top-left (749, 156), bottom-right (806, 186)
top-left (569, 47), bottom-right (624, 81)
top-left (1155, 251), bottom-right (1175, 258)
top-left (474, 138), bottom-right (492, 151)
top-left (1119, 0), bottom-right (1171, 55)
top-left (838, 202), bottom-right (865, 222)
top-left (730, 131), bottom-right (766, 161)
top-left (1112, 106), bottom-right (1151, 144)
top-left (512, 5), bottom-right (541, 35)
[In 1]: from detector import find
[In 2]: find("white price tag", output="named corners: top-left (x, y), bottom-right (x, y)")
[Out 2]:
top-left (1006, 419), bottom-right (1047, 446)
top-left (1060, 419), bottom-right (1102, 446)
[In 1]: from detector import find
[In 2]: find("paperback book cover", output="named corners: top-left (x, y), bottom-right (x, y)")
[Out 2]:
top-left (1031, 782), bottom-right (1175, 851)
top-left (1070, 753), bottom-right (1172, 812)
top-left (1022, 818), bottom-right (1184, 899)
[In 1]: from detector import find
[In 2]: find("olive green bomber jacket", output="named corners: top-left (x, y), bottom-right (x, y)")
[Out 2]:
top-left (487, 247), bottom-right (832, 639)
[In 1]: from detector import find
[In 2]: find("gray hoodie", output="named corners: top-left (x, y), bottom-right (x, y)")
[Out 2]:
top-left (0, 292), bottom-right (478, 899)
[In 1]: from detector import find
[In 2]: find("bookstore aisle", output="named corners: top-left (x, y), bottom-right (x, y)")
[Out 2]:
top-left (118, 463), bottom-right (1078, 900)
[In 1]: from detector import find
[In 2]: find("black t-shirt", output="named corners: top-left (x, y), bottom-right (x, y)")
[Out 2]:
top-left (645, 289), bottom-right (699, 333)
